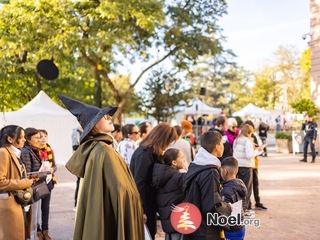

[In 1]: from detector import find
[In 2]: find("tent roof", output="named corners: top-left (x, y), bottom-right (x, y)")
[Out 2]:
top-left (4, 90), bottom-right (71, 118)
top-left (183, 99), bottom-right (222, 115)
top-left (0, 90), bottom-right (78, 165)
top-left (232, 103), bottom-right (268, 117)
top-left (19, 90), bottom-right (69, 114)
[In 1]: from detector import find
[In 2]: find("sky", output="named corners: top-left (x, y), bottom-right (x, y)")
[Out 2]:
top-left (218, 0), bottom-right (310, 71)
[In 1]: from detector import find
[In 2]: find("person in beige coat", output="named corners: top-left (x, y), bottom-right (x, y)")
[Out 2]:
top-left (0, 125), bottom-right (34, 240)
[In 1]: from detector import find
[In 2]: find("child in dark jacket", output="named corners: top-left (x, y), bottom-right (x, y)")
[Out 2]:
top-left (221, 157), bottom-right (247, 240)
top-left (183, 131), bottom-right (232, 240)
top-left (152, 148), bottom-right (186, 240)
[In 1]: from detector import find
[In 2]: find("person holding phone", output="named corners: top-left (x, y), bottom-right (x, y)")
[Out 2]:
top-left (21, 128), bottom-right (46, 240)
top-left (0, 125), bottom-right (35, 240)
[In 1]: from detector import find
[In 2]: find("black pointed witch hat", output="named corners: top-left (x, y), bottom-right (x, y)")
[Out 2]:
top-left (58, 95), bottom-right (117, 142)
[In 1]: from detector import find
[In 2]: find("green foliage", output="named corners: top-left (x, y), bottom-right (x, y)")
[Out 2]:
top-left (0, 0), bottom-right (228, 124)
top-left (187, 52), bottom-right (255, 112)
top-left (138, 69), bottom-right (190, 122)
top-left (291, 98), bottom-right (320, 116)
top-left (250, 45), bottom-right (308, 111)
top-left (300, 48), bottom-right (311, 73)
top-left (275, 131), bottom-right (292, 140)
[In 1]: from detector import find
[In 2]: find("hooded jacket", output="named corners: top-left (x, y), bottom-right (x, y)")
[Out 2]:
top-left (183, 147), bottom-right (232, 240)
top-left (65, 134), bottom-right (144, 240)
top-left (221, 178), bottom-right (247, 232)
top-left (152, 163), bottom-right (185, 233)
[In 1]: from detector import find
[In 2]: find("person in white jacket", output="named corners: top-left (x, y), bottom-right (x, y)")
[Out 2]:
top-left (233, 124), bottom-right (264, 215)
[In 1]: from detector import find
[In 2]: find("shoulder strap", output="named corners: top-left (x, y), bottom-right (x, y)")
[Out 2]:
top-left (190, 143), bottom-right (194, 161)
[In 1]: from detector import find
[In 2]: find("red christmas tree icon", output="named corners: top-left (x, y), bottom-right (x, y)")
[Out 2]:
top-left (171, 202), bottom-right (201, 234)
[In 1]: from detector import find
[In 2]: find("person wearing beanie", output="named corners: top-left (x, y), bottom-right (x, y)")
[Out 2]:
top-left (58, 95), bottom-right (144, 240)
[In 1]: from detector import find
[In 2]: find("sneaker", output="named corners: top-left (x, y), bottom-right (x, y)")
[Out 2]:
top-left (244, 214), bottom-right (255, 219)
top-left (255, 203), bottom-right (268, 210)
top-left (299, 159), bottom-right (307, 162)
top-left (244, 210), bottom-right (255, 216)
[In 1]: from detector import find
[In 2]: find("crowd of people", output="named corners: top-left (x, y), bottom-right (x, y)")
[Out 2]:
top-left (2, 94), bottom-right (294, 240)
top-left (0, 126), bottom-right (56, 240)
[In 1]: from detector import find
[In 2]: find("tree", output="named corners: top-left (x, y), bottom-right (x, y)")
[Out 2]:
top-left (187, 52), bottom-right (253, 114)
top-left (291, 98), bottom-right (319, 116)
top-left (0, 0), bottom-right (228, 123)
top-left (252, 65), bottom-right (282, 109)
top-left (138, 69), bottom-right (189, 122)
top-left (251, 45), bottom-right (308, 112)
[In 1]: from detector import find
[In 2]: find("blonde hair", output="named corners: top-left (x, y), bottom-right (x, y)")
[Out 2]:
top-left (234, 124), bottom-right (255, 148)
top-left (239, 124), bottom-right (254, 138)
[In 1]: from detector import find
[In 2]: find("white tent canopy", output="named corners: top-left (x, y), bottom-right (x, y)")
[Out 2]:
top-left (0, 91), bottom-right (79, 164)
top-left (183, 99), bottom-right (222, 115)
top-left (232, 103), bottom-right (269, 117)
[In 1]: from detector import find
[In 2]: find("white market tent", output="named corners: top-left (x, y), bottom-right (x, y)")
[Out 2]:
top-left (183, 99), bottom-right (222, 115)
top-left (0, 91), bottom-right (79, 164)
top-left (232, 103), bottom-right (269, 117)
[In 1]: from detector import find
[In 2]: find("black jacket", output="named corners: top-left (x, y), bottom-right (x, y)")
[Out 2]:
top-left (209, 128), bottom-right (232, 161)
top-left (258, 122), bottom-right (269, 138)
top-left (221, 179), bottom-right (247, 232)
top-left (183, 163), bottom-right (232, 240)
top-left (130, 146), bottom-right (159, 214)
top-left (152, 163), bottom-right (185, 233)
top-left (302, 121), bottom-right (318, 140)
top-left (21, 145), bottom-right (42, 172)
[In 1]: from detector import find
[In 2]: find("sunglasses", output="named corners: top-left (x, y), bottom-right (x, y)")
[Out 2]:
top-left (103, 115), bottom-right (112, 120)
top-left (130, 131), bottom-right (140, 135)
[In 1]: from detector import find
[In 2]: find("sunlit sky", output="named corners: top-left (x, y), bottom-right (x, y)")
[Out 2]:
top-left (219, 0), bottom-right (310, 71)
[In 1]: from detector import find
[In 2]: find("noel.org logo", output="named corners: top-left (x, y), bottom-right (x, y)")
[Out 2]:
top-left (170, 202), bottom-right (201, 234)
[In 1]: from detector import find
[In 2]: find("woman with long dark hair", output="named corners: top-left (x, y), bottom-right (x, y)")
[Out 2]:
top-left (0, 125), bottom-right (34, 240)
top-left (130, 123), bottom-right (178, 239)
top-left (21, 127), bottom-right (44, 240)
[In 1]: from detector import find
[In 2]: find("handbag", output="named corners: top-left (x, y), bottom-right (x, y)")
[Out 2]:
top-left (13, 186), bottom-right (33, 206)
top-left (32, 181), bottom-right (50, 202)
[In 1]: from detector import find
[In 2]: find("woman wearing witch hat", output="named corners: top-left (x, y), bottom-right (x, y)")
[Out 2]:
top-left (58, 95), bottom-right (144, 240)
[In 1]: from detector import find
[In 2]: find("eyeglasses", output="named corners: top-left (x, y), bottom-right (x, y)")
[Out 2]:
top-left (103, 115), bottom-right (112, 120)
top-left (130, 131), bottom-right (140, 135)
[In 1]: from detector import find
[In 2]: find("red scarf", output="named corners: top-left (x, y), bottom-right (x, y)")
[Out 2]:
top-left (39, 144), bottom-right (57, 184)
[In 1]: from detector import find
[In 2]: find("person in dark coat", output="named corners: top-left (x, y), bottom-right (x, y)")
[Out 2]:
top-left (209, 116), bottom-right (232, 161)
top-left (220, 157), bottom-right (247, 240)
top-left (152, 148), bottom-right (186, 240)
top-left (130, 123), bottom-right (178, 240)
top-left (21, 128), bottom-right (44, 240)
top-left (300, 114), bottom-right (318, 163)
top-left (183, 131), bottom-right (232, 240)
top-left (258, 118), bottom-right (269, 157)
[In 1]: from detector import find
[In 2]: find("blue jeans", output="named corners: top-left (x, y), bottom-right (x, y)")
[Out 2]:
top-left (225, 227), bottom-right (246, 240)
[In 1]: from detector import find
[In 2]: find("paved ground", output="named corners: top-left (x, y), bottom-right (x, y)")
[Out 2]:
top-left (49, 137), bottom-right (320, 240)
